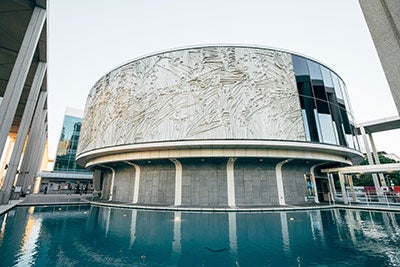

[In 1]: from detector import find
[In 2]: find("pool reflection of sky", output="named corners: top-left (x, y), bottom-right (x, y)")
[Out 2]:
top-left (0, 205), bottom-right (399, 266)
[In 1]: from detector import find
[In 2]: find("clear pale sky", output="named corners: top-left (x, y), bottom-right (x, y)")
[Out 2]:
top-left (47, 0), bottom-right (400, 160)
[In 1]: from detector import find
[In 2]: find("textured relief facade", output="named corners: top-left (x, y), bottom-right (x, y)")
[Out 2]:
top-left (78, 47), bottom-right (305, 154)
top-left (77, 46), bottom-right (363, 209)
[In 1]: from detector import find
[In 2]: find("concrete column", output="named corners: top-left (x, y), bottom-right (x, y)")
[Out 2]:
top-left (0, 138), bottom-right (15, 187)
top-left (275, 159), bottom-right (292, 206)
top-left (169, 159), bottom-right (182, 206)
top-left (23, 113), bottom-right (47, 192)
top-left (359, 0), bottom-right (400, 115)
top-left (32, 176), bottom-right (41, 194)
top-left (18, 93), bottom-right (47, 191)
top-left (0, 7), bottom-right (46, 158)
top-left (368, 133), bottom-right (387, 186)
top-left (310, 163), bottom-right (325, 203)
top-left (1, 114), bottom-right (46, 204)
top-left (92, 170), bottom-right (102, 195)
top-left (359, 126), bottom-right (383, 195)
top-left (100, 165), bottom-right (115, 201)
top-left (327, 173), bottom-right (336, 202)
top-left (2, 63), bottom-right (46, 202)
top-left (347, 175), bottom-right (357, 203)
top-left (338, 172), bottom-right (349, 205)
top-left (226, 157), bottom-right (237, 208)
top-left (23, 123), bottom-right (47, 193)
top-left (124, 161), bottom-right (141, 204)
top-left (30, 128), bottom-right (47, 182)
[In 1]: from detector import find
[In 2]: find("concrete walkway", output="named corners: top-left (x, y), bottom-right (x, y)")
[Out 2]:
top-left (0, 199), bottom-right (25, 215)
top-left (0, 193), bottom-right (90, 215)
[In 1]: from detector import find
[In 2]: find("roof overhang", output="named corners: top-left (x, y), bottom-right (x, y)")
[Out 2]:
top-left (355, 115), bottom-right (400, 135)
top-left (321, 163), bottom-right (400, 174)
top-left (37, 171), bottom-right (93, 180)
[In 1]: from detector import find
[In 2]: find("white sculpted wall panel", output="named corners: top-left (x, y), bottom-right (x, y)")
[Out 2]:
top-left (78, 47), bottom-right (306, 154)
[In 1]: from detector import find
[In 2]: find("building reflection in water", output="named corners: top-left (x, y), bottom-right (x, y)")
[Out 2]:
top-left (0, 206), bottom-right (400, 266)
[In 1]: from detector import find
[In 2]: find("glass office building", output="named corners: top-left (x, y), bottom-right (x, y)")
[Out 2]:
top-left (54, 115), bottom-right (88, 173)
top-left (37, 112), bottom-right (92, 194)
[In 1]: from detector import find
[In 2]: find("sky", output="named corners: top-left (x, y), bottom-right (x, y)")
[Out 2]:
top-left (47, 0), bottom-right (400, 160)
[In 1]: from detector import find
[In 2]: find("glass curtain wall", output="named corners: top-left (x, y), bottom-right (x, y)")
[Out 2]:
top-left (292, 55), bottom-right (359, 150)
top-left (54, 115), bottom-right (89, 172)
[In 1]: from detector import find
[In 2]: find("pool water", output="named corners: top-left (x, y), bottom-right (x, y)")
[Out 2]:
top-left (0, 205), bottom-right (399, 266)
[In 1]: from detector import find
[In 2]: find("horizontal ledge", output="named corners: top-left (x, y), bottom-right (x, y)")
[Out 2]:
top-left (76, 140), bottom-right (363, 167)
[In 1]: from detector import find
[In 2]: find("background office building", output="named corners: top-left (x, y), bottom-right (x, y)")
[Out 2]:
top-left (77, 46), bottom-right (363, 208)
top-left (38, 108), bottom-right (92, 194)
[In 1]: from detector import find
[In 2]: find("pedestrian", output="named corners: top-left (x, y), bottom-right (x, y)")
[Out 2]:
top-left (44, 186), bottom-right (47, 194)
top-left (67, 184), bottom-right (72, 195)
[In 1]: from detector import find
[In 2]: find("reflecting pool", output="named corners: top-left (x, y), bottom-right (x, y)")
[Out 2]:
top-left (0, 206), bottom-right (400, 266)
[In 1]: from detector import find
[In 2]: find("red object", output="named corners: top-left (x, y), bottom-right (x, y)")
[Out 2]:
top-left (364, 186), bottom-right (376, 194)
top-left (393, 186), bottom-right (400, 193)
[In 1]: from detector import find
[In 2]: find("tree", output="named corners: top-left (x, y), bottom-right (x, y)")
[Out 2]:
top-left (353, 153), bottom-right (400, 186)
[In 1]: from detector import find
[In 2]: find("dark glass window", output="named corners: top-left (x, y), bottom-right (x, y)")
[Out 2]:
top-left (299, 96), bottom-right (320, 142)
top-left (329, 103), bottom-right (347, 146)
top-left (321, 66), bottom-right (334, 94)
top-left (331, 73), bottom-right (344, 100)
top-left (307, 60), bottom-right (323, 83)
top-left (292, 55), bottom-right (357, 149)
top-left (292, 55), bottom-right (309, 76)
top-left (316, 100), bottom-right (337, 144)
top-left (308, 60), bottom-right (327, 101)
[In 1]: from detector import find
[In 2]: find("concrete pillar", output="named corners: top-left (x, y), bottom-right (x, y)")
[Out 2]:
top-left (169, 159), bottom-right (182, 206)
top-left (92, 170), bottom-right (103, 194)
top-left (327, 173), bottom-right (336, 203)
top-left (99, 165), bottom-right (115, 201)
top-left (23, 113), bottom-right (47, 192)
top-left (18, 93), bottom-right (47, 192)
top-left (23, 123), bottom-right (47, 194)
top-left (310, 163), bottom-right (325, 203)
top-left (359, 126), bottom-right (383, 195)
top-left (0, 137), bottom-right (15, 187)
top-left (1, 63), bottom-right (46, 203)
top-left (338, 172), bottom-right (349, 205)
top-left (359, 0), bottom-right (400, 115)
top-left (29, 128), bottom-right (47, 184)
top-left (368, 133), bottom-right (387, 186)
top-left (124, 161), bottom-right (141, 204)
top-left (275, 159), bottom-right (292, 206)
top-left (0, 7), bottom-right (46, 158)
top-left (347, 175), bottom-right (357, 203)
top-left (226, 157), bottom-right (237, 208)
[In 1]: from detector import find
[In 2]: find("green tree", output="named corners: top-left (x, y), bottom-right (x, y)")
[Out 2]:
top-left (353, 153), bottom-right (400, 186)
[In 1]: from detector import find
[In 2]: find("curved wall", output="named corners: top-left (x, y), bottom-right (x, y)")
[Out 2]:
top-left (78, 45), bottom-right (363, 208)
top-left (78, 47), bottom-right (305, 155)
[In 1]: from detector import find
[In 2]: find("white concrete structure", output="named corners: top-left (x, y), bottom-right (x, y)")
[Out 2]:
top-left (359, 0), bottom-right (400, 115)
top-left (77, 46), bottom-right (363, 208)
top-left (0, 0), bottom-right (48, 204)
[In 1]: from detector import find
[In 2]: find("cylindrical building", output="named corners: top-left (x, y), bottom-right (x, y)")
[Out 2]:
top-left (77, 45), bottom-right (363, 209)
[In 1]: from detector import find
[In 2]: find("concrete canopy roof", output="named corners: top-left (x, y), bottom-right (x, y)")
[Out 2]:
top-left (355, 115), bottom-right (400, 135)
top-left (0, 0), bottom-right (47, 139)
